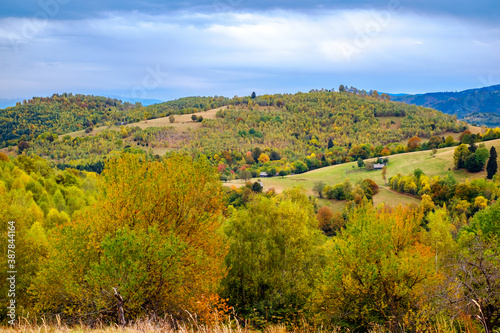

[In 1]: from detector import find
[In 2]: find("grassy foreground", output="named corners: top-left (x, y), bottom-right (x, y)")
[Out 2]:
top-left (0, 320), bottom-right (479, 333)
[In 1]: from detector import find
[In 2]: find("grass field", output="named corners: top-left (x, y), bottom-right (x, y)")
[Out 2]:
top-left (59, 106), bottom-right (228, 139)
top-left (125, 106), bottom-right (225, 131)
top-left (225, 138), bottom-right (500, 212)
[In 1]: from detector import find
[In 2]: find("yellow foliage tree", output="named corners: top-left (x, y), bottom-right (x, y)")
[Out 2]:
top-left (313, 204), bottom-right (437, 331)
top-left (258, 153), bottom-right (270, 163)
top-left (30, 154), bottom-right (227, 324)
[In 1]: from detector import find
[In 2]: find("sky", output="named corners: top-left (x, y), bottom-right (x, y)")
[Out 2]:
top-left (0, 0), bottom-right (499, 104)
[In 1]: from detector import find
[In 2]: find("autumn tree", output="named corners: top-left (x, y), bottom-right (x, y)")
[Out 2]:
top-left (258, 153), bottom-right (270, 163)
top-left (312, 204), bottom-right (437, 331)
top-left (317, 206), bottom-right (345, 236)
top-left (17, 140), bottom-right (29, 153)
top-left (169, 114), bottom-right (175, 123)
top-left (459, 130), bottom-right (472, 144)
top-left (30, 154), bottom-right (227, 324)
top-left (317, 206), bottom-right (333, 230)
top-left (407, 136), bottom-right (422, 152)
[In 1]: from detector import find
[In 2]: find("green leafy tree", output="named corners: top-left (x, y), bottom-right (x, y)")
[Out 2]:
top-left (454, 144), bottom-right (470, 169)
top-left (442, 202), bottom-right (500, 331)
top-left (239, 169), bottom-right (252, 181)
top-left (313, 181), bottom-right (326, 198)
top-left (221, 189), bottom-right (325, 324)
top-left (269, 150), bottom-right (281, 161)
top-left (252, 147), bottom-right (262, 162)
top-left (292, 160), bottom-right (308, 174)
top-left (251, 181), bottom-right (263, 193)
top-left (423, 208), bottom-right (456, 273)
top-left (465, 147), bottom-right (489, 172)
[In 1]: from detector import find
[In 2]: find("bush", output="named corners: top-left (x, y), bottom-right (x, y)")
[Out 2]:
top-left (251, 181), bottom-right (263, 193)
top-left (292, 161), bottom-right (308, 174)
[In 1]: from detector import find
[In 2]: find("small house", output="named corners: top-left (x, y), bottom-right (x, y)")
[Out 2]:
top-left (373, 163), bottom-right (385, 170)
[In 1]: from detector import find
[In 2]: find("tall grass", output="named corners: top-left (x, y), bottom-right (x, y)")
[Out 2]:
top-left (0, 316), bottom-right (487, 333)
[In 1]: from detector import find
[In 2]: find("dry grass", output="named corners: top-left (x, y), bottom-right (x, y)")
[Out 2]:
top-left (59, 106), bottom-right (228, 140)
top-left (126, 107), bottom-right (225, 132)
top-left (0, 319), bottom-right (478, 333)
top-left (0, 318), bottom-right (323, 333)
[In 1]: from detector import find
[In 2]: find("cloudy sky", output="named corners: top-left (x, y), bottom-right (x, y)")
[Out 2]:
top-left (0, 0), bottom-right (499, 104)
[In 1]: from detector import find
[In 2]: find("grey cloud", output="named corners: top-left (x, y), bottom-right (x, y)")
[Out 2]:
top-left (0, 9), bottom-right (499, 100)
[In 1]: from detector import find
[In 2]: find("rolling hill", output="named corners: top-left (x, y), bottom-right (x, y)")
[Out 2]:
top-left (4, 90), bottom-right (468, 175)
top-left (0, 94), bottom-right (231, 148)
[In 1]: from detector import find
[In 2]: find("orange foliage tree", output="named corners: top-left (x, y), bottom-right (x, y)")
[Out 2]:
top-left (407, 136), bottom-right (422, 152)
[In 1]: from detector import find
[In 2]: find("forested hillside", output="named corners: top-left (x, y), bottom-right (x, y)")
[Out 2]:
top-left (10, 90), bottom-right (468, 177)
top-left (0, 94), bottom-right (232, 148)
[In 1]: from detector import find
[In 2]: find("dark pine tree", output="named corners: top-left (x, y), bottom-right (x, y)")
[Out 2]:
top-left (328, 138), bottom-right (334, 149)
top-left (487, 146), bottom-right (498, 179)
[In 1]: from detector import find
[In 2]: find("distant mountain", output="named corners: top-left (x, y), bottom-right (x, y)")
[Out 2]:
top-left (391, 84), bottom-right (500, 126)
